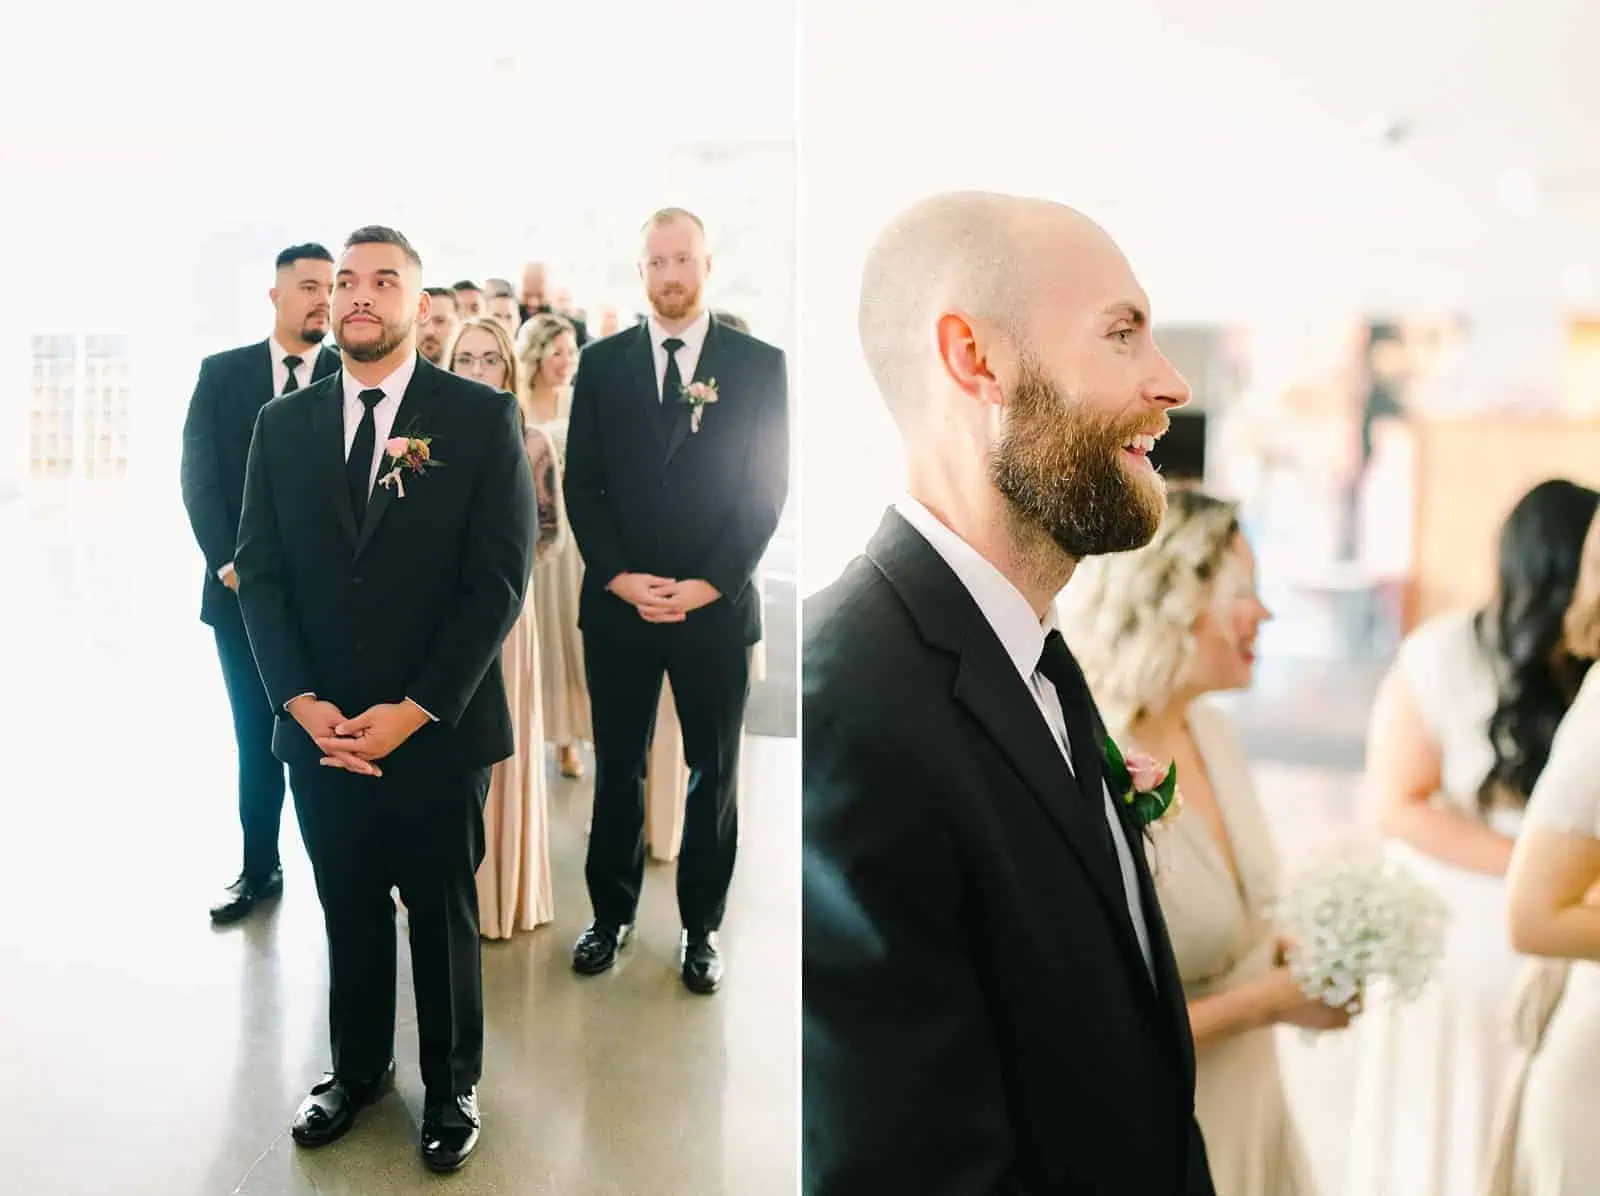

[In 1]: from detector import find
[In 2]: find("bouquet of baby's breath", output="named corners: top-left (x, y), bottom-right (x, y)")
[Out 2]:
top-left (1273, 840), bottom-right (1449, 1015)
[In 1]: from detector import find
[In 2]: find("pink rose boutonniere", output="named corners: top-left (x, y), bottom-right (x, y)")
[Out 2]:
top-left (377, 434), bottom-right (440, 499)
top-left (1104, 735), bottom-right (1182, 832)
top-left (679, 378), bottom-right (719, 433)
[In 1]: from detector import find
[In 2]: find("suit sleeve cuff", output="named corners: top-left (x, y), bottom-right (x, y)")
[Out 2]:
top-left (284, 692), bottom-right (315, 711)
top-left (216, 561), bottom-right (234, 580)
top-left (406, 697), bottom-right (440, 722)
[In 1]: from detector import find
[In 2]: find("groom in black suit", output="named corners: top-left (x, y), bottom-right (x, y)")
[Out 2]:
top-left (180, 243), bottom-right (340, 923)
top-left (564, 207), bottom-right (789, 994)
top-left (235, 226), bottom-right (535, 1173)
top-left (803, 192), bottom-right (1215, 1194)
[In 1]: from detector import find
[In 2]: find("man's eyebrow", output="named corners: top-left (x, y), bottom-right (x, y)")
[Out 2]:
top-left (1101, 301), bottom-right (1147, 327)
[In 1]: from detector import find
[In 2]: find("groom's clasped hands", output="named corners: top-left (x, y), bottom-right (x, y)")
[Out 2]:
top-left (286, 694), bottom-right (433, 776)
top-left (607, 572), bottom-right (719, 623)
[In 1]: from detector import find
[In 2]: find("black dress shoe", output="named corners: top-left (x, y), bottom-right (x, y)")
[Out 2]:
top-left (681, 930), bottom-right (724, 994)
top-left (209, 867), bottom-right (283, 924)
top-left (572, 922), bottom-right (633, 975)
top-left (290, 1061), bottom-right (395, 1147)
top-left (421, 1089), bottom-right (481, 1173)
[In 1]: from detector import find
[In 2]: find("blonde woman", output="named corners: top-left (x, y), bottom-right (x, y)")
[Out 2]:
top-left (1493, 506), bottom-right (1600, 1194)
top-left (448, 317), bottom-right (557, 937)
top-left (518, 314), bottom-right (593, 778)
top-left (1058, 489), bottom-right (1346, 1196)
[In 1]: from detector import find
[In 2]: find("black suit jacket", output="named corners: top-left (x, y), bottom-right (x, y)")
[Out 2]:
top-left (180, 339), bottom-right (340, 626)
top-left (563, 316), bottom-right (789, 646)
top-left (802, 510), bottom-right (1214, 1196)
top-left (233, 355), bottom-right (536, 780)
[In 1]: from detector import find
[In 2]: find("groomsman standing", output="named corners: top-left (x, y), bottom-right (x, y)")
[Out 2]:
top-left (564, 208), bottom-right (789, 993)
top-left (180, 243), bottom-right (340, 923)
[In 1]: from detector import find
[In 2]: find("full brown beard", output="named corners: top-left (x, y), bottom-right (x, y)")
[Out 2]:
top-left (650, 282), bottom-right (700, 322)
top-left (343, 312), bottom-right (414, 364)
top-left (990, 360), bottom-right (1167, 560)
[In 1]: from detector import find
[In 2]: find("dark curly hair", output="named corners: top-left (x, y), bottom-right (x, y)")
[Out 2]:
top-left (1475, 478), bottom-right (1600, 812)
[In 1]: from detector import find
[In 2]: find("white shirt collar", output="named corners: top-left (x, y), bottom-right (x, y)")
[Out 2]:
top-left (341, 350), bottom-right (418, 409)
top-left (646, 308), bottom-right (711, 354)
top-left (894, 495), bottom-right (1056, 681)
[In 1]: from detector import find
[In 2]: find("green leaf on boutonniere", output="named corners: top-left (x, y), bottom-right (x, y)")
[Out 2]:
top-left (1103, 734), bottom-right (1131, 795)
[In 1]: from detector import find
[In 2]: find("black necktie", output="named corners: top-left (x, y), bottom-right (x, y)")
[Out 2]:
top-left (660, 337), bottom-right (685, 434)
top-left (347, 388), bottom-right (384, 524)
top-left (1037, 630), bottom-right (1118, 855)
top-left (281, 355), bottom-right (304, 395)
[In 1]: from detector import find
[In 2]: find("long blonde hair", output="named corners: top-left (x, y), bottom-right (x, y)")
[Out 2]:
top-left (515, 310), bottom-right (579, 418)
top-left (1056, 489), bottom-right (1243, 728)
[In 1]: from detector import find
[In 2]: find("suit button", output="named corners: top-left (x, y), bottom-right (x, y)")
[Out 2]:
top-left (356, 640), bottom-right (366, 652)
top-left (353, 576), bottom-right (364, 586)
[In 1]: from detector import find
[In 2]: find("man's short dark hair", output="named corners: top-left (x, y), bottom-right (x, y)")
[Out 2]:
top-left (452, 280), bottom-right (483, 295)
top-left (424, 287), bottom-right (457, 304)
top-left (275, 243), bottom-right (334, 271)
top-left (344, 225), bottom-right (423, 270)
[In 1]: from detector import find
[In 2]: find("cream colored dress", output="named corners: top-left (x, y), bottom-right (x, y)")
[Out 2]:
top-left (1343, 609), bottom-right (1527, 1196)
top-left (476, 423), bottom-right (559, 938)
top-left (1124, 701), bottom-right (1316, 1196)
top-left (1489, 665), bottom-right (1600, 1196)
top-left (533, 415), bottom-right (593, 747)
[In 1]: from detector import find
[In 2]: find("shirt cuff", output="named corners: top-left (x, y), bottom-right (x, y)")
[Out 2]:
top-left (406, 697), bottom-right (439, 722)
top-left (217, 561), bottom-right (234, 580)
top-left (285, 692), bottom-right (315, 711)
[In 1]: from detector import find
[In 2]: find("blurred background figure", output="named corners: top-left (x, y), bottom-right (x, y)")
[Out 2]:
top-left (452, 279), bottom-right (486, 320)
top-left (419, 286), bottom-right (461, 364)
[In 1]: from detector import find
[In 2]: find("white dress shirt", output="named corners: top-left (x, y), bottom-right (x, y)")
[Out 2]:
top-left (895, 496), bottom-right (1155, 978)
top-left (341, 351), bottom-right (416, 499)
top-left (269, 336), bottom-right (325, 397)
top-left (646, 308), bottom-right (711, 402)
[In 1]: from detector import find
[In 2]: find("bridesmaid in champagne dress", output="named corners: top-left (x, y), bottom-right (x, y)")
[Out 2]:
top-left (1492, 506), bottom-right (1600, 1195)
top-left (1060, 490), bottom-right (1348, 1196)
top-left (450, 318), bottom-right (556, 936)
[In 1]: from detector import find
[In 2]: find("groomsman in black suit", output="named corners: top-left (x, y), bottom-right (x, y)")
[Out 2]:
top-left (180, 243), bottom-right (340, 923)
top-left (564, 208), bottom-right (789, 993)
top-left (234, 226), bottom-right (535, 1172)
top-left (803, 192), bottom-right (1213, 1195)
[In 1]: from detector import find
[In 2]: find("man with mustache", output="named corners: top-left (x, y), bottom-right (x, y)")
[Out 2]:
top-left (564, 207), bottom-right (789, 994)
top-left (418, 286), bottom-right (460, 364)
top-left (802, 192), bottom-right (1215, 1194)
top-left (234, 225), bottom-right (536, 1173)
top-left (180, 242), bottom-right (340, 924)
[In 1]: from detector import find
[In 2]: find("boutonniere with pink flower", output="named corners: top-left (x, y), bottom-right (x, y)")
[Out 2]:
top-left (377, 434), bottom-right (441, 499)
top-left (678, 378), bottom-right (719, 433)
top-left (1103, 735), bottom-right (1182, 832)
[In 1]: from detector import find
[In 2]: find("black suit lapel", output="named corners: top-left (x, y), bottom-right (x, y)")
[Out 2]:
top-left (252, 340), bottom-right (276, 405)
top-left (663, 316), bottom-right (720, 464)
top-left (866, 509), bottom-right (1162, 999)
top-left (312, 345), bottom-right (341, 382)
top-left (628, 324), bottom-right (668, 450)
top-left (354, 355), bottom-right (441, 557)
top-left (311, 380), bottom-right (359, 548)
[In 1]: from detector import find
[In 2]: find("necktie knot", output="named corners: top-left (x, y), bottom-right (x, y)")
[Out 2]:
top-left (358, 388), bottom-right (385, 412)
top-left (282, 354), bottom-right (303, 372)
top-left (662, 337), bottom-right (685, 355)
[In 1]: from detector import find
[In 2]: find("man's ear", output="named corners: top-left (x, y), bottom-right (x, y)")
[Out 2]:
top-left (935, 310), bottom-right (1004, 410)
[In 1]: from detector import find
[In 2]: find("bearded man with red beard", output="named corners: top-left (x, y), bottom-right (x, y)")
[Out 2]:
top-left (562, 207), bottom-right (790, 995)
top-left (802, 191), bottom-right (1217, 1196)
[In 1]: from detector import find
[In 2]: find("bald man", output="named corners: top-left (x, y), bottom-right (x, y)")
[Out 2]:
top-left (802, 193), bottom-right (1213, 1195)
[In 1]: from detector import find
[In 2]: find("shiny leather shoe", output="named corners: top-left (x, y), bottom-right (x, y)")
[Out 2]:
top-left (209, 867), bottom-right (283, 924)
top-left (421, 1089), bottom-right (481, 1173)
top-left (681, 930), bottom-right (724, 994)
top-left (290, 1061), bottom-right (395, 1147)
top-left (571, 922), bottom-right (633, 975)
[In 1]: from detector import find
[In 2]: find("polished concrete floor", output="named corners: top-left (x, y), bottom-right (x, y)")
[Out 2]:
top-left (0, 500), bottom-right (798, 1195)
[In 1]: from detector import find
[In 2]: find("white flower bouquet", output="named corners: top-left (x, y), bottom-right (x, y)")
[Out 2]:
top-left (1272, 840), bottom-right (1450, 1014)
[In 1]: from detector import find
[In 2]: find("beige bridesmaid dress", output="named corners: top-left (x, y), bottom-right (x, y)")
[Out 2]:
top-left (533, 415), bottom-right (593, 750)
top-left (1484, 665), bottom-right (1600, 1196)
top-left (1124, 701), bottom-right (1316, 1196)
top-left (475, 422), bottom-right (560, 938)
